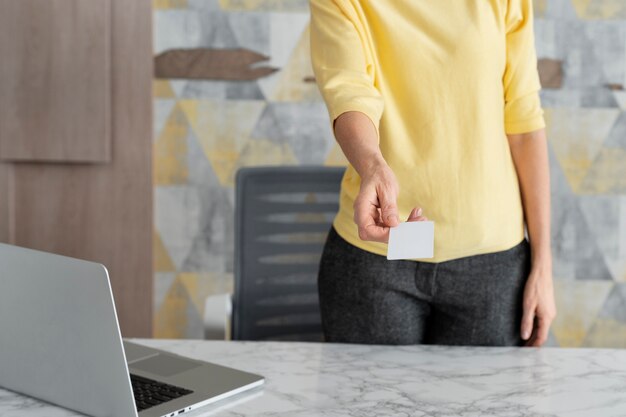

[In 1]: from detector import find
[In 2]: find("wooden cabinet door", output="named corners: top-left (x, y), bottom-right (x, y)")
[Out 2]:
top-left (0, 0), bottom-right (153, 337)
top-left (0, 0), bottom-right (111, 163)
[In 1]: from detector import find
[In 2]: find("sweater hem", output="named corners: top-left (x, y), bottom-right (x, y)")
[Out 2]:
top-left (332, 218), bottom-right (526, 264)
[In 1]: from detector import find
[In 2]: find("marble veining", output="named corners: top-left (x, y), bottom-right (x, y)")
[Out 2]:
top-left (2, 339), bottom-right (626, 416)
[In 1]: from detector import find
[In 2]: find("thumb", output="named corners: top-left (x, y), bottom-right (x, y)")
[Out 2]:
top-left (407, 207), bottom-right (424, 222)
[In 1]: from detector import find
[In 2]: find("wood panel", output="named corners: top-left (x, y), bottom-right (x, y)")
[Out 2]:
top-left (0, 163), bottom-right (11, 243)
top-left (0, 0), bottom-right (110, 163)
top-left (4, 0), bottom-right (153, 337)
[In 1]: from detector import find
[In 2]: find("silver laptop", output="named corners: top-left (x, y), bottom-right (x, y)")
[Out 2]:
top-left (0, 243), bottom-right (264, 417)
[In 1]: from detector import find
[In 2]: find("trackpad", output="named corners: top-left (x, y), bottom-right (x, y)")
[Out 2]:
top-left (131, 354), bottom-right (201, 377)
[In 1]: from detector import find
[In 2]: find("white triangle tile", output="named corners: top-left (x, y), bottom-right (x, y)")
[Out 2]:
top-left (170, 80), bottom-right (188, 97)
top-left (613, 91), bottom-right (626, 110)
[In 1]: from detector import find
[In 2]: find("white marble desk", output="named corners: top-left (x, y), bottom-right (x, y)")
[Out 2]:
top-left (2, 339), bottom-right (626, 416)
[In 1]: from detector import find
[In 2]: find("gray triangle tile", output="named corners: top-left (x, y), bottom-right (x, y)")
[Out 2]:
top-left (551, 195), bottom-right (613, 281)
top-left (186, 125), bottom-right (222, 187)
top-left (544, 0), bottom-right (579, 20)
top-left (251, 103), bottom-right (284, 140)
top-left (228, 13), bottom-right (270, 56)
top-left (581, 87), bottom-right (619, 108)
top-left (548, 142), bottom-right (574, 198)
top-left (198, 11), bottom-right (239, 48)
top-left (180, 185), bottom-right (233, 273)
top-left (540, 89), bottom-right (582, 108)
top-left (155, 186), bottom-right (202, 271)
top-left (604, 111), bottom-right (626, 149)
top-left (181, 131), bottom-right (233, 273)
top-left (180, 81), bottom-right (227, 100)
top-left (249, 102), bottom-right (334, 164)
top-left (186, 0), bottom-right (221, 10)
top-left (574, 213), bottom-right (615, 281)
top-left (551, 196), bottom-right (577, 280)
top-left (185, 290), bottom-right (206, 339)
top-left (598, 283), bottom-right (626, 322)
top-left (578, 196), bottom-right (620, 266)
top-left (225, 81), bottom-right (266, 100)
top-left (554, 20), bottom-right (607, 89)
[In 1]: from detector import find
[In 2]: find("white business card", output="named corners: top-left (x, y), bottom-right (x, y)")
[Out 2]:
top-left (387, 221), bottom-right (434, 260)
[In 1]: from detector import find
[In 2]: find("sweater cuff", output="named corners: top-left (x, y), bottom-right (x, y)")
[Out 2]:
top-left (504, 91), bottom-right (546, 134)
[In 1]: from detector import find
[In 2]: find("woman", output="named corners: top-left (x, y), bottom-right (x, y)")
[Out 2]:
top-left (310, 0), bottom-right (556, 347)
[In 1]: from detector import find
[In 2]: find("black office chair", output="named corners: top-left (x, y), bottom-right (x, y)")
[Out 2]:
top-left (232, 166), bottom-right (345, 341)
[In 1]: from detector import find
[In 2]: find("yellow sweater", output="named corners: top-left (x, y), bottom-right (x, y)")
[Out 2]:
top-left (310, 0), bottom-right (546, 262)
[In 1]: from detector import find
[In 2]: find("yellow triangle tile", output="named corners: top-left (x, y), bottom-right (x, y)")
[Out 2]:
top-left (551, 279), bottom-right (614, 347)
top-left (272, 24), bottom-right (322, 102)
top-left (578, 148), bottom-right (626, 194)
top-left (177, 273), bottom-right (203, 314)
top-left (153, 79), bottom-right (176, 98)
top-left (177, 273), bottom-right (235, 316)
top-left (153, 279), bottom-right (190, 338)
top-left (600, 1), bottom-right (626, 19)
top-left (179, 100), bottom-right (266, 187)
top-left (237, 139), bottom-right (298, 168)
top-left (154, 230), bottom-right (175, 272)
top-left (582, 318), bottom-right (626, 348)
top-left (533, 0), bottom-right (547, 17)
top-left (572, 0), bottom-right (626, 19)
top-left (571, 0), bottom-right (593, 18)
top-left (544, 108), bottom-right (620, 192)
top-left (325, 142), bottom-right (348, 167)
top-left (179, 100), bottom-right (198, 126)
top-left (154, 103), bottom-right (189, 185)
top-left (154, 0), bottom-right (188, 9)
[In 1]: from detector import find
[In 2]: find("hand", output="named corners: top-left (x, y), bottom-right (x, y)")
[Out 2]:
top-left (353, 162), bottom-right (427, 243)
top-left (521, 263), bottom-right (557, 347)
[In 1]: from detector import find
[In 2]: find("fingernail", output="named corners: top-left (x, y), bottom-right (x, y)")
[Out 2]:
top-left (417, 207), bottom-right (423, 216)
top-left (522, 330), bottom-right (530, 339)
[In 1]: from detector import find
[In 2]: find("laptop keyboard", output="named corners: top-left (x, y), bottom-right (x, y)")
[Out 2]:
top-left (130, 374), bottom-right (194, 412)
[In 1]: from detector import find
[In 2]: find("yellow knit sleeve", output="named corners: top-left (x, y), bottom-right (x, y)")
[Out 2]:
top-left (502, 0), bottom-right (546, 135)
top-left (309, 0), bottom-right (384, 138)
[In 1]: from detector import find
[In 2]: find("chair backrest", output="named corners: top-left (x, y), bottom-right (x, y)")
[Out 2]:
top-left (233, 166), bottom-right (345, 341)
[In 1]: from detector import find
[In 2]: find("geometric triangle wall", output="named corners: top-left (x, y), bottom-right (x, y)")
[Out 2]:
top-left (154, 0), bottom-right (626, 344)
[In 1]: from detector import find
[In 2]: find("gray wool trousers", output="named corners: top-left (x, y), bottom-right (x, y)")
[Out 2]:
top-left (317, 227), bottom-right (531, 346)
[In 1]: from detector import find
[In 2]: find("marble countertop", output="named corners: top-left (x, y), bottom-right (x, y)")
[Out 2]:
top-left (2, 339), bottom-right (626, 416)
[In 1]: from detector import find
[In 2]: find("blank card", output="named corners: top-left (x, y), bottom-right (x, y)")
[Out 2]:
top-left (387, 221), bottom-right (434, 260)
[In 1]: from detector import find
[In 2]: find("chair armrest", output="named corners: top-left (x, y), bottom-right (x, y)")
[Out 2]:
top-left (203, 293), bottom-right (232, 340)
